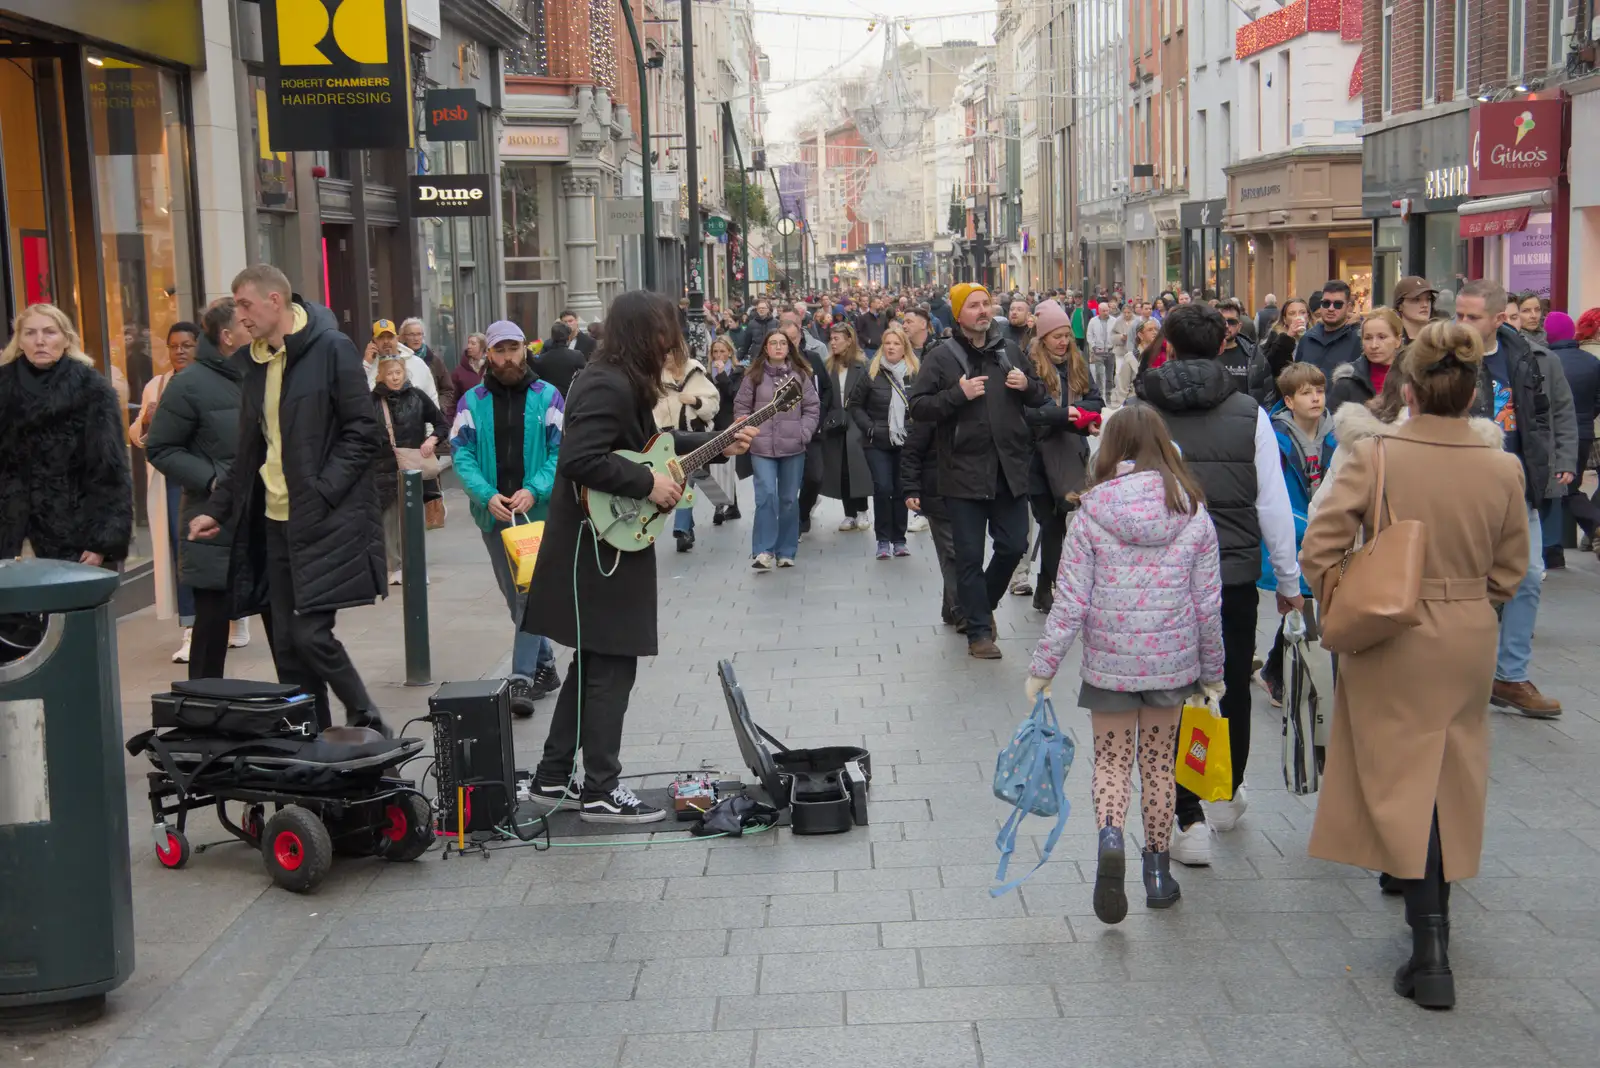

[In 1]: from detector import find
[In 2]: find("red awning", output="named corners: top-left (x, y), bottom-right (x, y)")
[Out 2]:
top-left (1460, 209), bottom-right (1531, 238)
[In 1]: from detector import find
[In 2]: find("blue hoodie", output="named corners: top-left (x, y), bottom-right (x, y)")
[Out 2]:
top-left (1257, 404), bottom-right (1335, 596)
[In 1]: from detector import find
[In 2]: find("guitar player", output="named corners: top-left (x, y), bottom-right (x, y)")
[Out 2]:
top-left (521, 291), bottom-right (759, 823)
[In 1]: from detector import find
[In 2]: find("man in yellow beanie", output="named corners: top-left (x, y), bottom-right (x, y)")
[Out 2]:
top-left (908, 283), bottom-right (1049, 659)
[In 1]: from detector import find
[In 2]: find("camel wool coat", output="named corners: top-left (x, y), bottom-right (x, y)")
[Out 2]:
top-left (1300, 414), bottom-right (1529, 882)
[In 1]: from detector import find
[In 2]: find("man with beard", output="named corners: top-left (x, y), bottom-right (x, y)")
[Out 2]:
top-left (856, 296), bottom-right (889, 354)
top-left (740, 298), bottom-right (778, 362)
top-left (1294, 279), bottom-right (1363, 374)
top-left (1217, 298), bottom-right (1258, 392)
top-left (452, 320), bottom-right (565, 713)
top-left (1003, 299), bottom-right (1033, 351)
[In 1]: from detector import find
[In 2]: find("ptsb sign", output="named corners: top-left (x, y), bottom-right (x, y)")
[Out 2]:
top-left (408, 174), bottom-right (493, 217)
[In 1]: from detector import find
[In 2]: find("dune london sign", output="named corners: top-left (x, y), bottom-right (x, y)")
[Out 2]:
top-left (263, 0), bottom-right (414, 151)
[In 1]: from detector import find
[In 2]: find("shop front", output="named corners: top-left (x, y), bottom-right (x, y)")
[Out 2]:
top-left (1125, 199), bottom-right (1181, 301)
top-left (1567, 81), bottom-right (1600, 311)
top-left (499, 123), bottom-right (569, 334)
top-left (0, 0), bottom-right (207, 591)
top-left (411, 1), bottom-right (522, 365)
top-left (1457, 96), bottom-right (1570, 309)
top-left (1073, 205), bottom-right (1123, 292)
top-left (1179, 198), bottom-right (1230, 300)
top-left (1223, 148), bottom-right (1366, 313)
top-left (1360, 107), bottom-right (1471, 312)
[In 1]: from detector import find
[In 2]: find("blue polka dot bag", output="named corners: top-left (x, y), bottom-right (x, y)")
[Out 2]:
top-left (991, 694), bottom-right (1075, 896)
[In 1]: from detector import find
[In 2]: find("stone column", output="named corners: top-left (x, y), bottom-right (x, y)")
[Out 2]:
top-left (562, 170), bottom-right (604, 323)
top-left (191, 0), bottom-right (248, 301)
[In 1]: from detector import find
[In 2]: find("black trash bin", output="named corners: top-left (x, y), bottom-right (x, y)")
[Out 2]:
top-left (0, 559), bottom-right (133, 1029)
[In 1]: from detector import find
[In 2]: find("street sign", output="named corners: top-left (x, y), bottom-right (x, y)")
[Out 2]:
top-left (705, 216), bottom-right (728, 237)
top-left (775, 217), bottom-right (797, 236)
top-left (651, 173), bottom-right (681, 203)
top-left (262, 0), bottom-right (414, 151)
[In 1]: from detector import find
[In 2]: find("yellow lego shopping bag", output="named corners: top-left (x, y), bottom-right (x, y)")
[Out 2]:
top-left (500, 514), bottom-right (545, 593)
top-left (1174, 694), bottom-right (1233, 802)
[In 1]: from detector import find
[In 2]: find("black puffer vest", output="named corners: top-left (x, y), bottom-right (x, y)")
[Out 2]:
top-left (1137, 357), bottom-right (1262, 586)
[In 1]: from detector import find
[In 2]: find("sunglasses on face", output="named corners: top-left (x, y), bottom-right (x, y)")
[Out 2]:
top-left (1320, 299), bottom-right (1346, 310)
top-left (1222, 318), bottom-right (1240, 327)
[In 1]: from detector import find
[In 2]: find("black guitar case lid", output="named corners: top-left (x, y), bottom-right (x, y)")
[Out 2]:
top-left (717, 659), bottom-right (788, 804)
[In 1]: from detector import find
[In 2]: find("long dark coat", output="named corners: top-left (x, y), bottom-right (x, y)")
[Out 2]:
top-left (0, 353), bottom-right (132, 563)
top-left (521, 360), bottom-right (715, 657)
top-left (206, 299), bottom-right (387, 615)
top-left (819, 362), bottom-right (873, 500)
top-left (145, 339), bottom-right (244, 590)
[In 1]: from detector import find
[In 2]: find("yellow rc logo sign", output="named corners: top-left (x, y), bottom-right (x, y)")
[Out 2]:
top-left (277, 0), bottom-right (389, 66)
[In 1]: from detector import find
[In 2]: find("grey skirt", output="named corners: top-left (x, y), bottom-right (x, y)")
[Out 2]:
top-left (1077, 680), bottom-right (1194, 713)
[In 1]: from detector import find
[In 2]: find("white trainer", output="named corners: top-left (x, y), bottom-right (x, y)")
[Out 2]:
top-left (1169, 820), bottom-right (1213, 867)
top-left (907, 514), bottom-right (929, 533)
top-left (171, 628), bottom-right (192, 664)
top-left (1208, 783), bottom-right (1250, 832)
top-left (228, 617), bottom-right (251, 648)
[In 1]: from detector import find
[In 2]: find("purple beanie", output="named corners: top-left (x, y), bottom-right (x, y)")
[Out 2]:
top-left (1544, 310), bottom-right (1575, 343)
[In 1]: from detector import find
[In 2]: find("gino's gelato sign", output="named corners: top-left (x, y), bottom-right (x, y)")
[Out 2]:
top-left (1469, 98), bottom-right (1564, 196)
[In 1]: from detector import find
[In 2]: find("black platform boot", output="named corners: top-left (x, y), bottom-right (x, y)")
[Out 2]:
top-left (1394, 914), bottom-right (1454, 1009)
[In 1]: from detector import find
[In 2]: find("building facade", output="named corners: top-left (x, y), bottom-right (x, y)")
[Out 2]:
top-left (1124, 0), bottom-right (1188, 299)
top-left (1073, 0), bottom-right (1128, 290)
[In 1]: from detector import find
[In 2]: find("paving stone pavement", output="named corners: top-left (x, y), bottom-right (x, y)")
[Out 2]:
top-left (12, 482), bottom-right (1600, 1068)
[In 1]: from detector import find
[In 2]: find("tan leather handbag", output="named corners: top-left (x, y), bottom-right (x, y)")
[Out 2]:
top-left (1317, 439), bottom-right (1426, 654)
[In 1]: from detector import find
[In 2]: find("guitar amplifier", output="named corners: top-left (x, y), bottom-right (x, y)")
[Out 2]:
top-left (429, 679), bottom-right (515, 834)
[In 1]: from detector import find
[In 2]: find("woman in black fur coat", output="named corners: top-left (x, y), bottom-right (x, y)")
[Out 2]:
top-left (372, 353), bottom-right (444, 583)
top-left (0, 304), bottom-right (133, 566)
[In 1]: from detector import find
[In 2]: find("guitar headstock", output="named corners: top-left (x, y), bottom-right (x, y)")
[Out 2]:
top-left (775, 376), bottom-right (804, 412)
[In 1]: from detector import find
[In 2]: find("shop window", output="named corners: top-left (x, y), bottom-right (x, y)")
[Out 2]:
top-left (1454, 0), bottom-right (1468, 95)
top-left (1423, 0), bottom-right (1437, 103)
top-left (1508, 1), bottom-right (1526, 85)
top-left (86, 60), bottom-right (196, 571)
top-left (506, 0), bottom-right (549, 76)
top-left (1381, 5), bottom-right (1394, 114)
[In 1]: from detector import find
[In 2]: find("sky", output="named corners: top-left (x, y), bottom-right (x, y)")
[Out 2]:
top-left (750, 0), bottom-right (998, 148)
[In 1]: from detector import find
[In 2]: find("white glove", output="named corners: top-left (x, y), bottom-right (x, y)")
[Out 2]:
top-left (1025, 676), bottom-right (1053, 701)
top-left (1199, 680), bottom-right (1226, 704)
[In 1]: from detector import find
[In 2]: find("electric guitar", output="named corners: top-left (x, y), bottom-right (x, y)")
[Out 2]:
top-left (584, 376), bottom-right (805, 551)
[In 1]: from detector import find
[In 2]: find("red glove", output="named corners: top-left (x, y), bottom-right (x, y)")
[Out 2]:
top-left (1071, 407), bottom-right (1103, 431)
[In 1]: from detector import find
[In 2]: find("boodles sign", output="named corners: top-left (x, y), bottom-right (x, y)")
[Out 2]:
top-left (409, 174), bottom-right (493, 217)
top-left (1468, 98), bottom-right (1565, 196)
top-left (263, 0), bottom-right (413, 152)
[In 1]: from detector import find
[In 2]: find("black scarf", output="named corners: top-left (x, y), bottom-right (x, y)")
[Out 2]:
top-left (15, 354), bottom-right (65, 398)
top-left (485, 363), bottom-right (534, 498)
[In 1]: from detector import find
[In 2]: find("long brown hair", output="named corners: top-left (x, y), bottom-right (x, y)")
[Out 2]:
top-left (1027, 332), bottom-right (1091, 402)
top-left (1079, 405), bottom-right (1205, 516)
top-left (827, 322), bottom-right (865, 376)
top-left (746, 328), bottom-right (811, 388)
top-left (596, 290), bottom-right (676, 407)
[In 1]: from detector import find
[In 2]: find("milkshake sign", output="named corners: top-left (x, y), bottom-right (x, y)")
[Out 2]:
top-left (1469, 98), bottom-right (1565, 196)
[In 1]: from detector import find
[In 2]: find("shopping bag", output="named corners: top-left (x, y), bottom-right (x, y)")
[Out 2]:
top-left (1281, 610), bottom-right (1323, 795)
top-left (990, 693), bottom-right (1075, 895)
top-left (500, 514), bottom-right (545, 593)
top-left (1174, 693), bottom-right (1233, 802)
top-left (424, 497), bottom-right (448, 530)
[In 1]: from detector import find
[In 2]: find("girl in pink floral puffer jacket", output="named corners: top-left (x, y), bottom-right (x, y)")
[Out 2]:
top-left (1025, 405), bottom-right (1224, 925)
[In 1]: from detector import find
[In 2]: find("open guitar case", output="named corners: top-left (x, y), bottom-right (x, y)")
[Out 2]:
top-left (717, 660), bottom-right (870, 835)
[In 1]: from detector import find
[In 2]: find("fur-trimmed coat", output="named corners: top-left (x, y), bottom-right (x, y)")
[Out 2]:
top-left (0, 354), bottom-right (133, 563)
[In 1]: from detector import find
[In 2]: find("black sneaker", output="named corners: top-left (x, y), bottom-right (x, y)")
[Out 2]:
top-left (579, 785), bottom-right (666, 824)
top-left (346, 710), bottom-right (393, 738)
top-left (532, 664), bottom-right (562, 696)
top-left (674, 529), bottom-right (694, 553)
top-left (712, 507), bottom-right (726, 526)
top-left (508, 675), bottom-right (537, 718)
top-left (723, 505), bottom-right (741, 521)
top-left (531, 776), bottom-right (582, 810)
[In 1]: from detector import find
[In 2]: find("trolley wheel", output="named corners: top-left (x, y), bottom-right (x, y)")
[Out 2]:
top-left (155, 828), bottom-right (190, 870)
top-left (260, 805), bottom-right (333, 893)
top-left (376, 794), bottom-right (434, 863)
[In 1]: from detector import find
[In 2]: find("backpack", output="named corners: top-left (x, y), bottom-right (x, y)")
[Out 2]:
top-left (990, 694), bottom-right (1075, 895)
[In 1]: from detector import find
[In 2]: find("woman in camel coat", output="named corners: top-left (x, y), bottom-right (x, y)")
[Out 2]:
top-left (1300, 320), bottom-right (1529, 1011)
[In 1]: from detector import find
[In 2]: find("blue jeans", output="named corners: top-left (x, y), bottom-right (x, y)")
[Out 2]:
top-left (675, 504), bottom-right (694, 534)
top-left (482, 523), bottom-right (555, 678)
top-left (1496, 505), bottom-right (1543, 683)
top-left (751, 453), bottom-right (805, 559)
top-left (1540, 497), bottom-right (1561, 549)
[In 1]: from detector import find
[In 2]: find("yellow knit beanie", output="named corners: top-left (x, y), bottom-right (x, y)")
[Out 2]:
top-left (948, 282), bottom-right (990, 322)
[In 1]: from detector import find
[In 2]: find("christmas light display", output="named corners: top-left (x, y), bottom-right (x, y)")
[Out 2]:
top-left (1236, 0), bottom-right (1307, 61)
top-left (1348, 54), bottom-right (1363, 100)
top-left (1307, 0), bottom-right (1339, 33)
top-left (589, 0), bottom-right (619, 93)
top-left (1340, 0), bottom-right (1363, 40)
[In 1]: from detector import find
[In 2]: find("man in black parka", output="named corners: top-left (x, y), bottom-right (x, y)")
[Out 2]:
top-left (908, 282), bottom-right (1049, 659)
top-left (191, 265), bottom-right (389, 735)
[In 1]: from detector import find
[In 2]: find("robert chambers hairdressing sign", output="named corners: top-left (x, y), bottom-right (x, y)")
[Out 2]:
top-left (263, 0), bottom-right (413, 152)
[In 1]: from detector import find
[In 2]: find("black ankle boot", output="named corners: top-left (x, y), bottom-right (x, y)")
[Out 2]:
top-left (1394, 915), bottom-right (1454, 1009)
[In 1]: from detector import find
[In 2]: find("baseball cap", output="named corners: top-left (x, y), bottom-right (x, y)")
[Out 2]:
top-left (1393, 276), bottom-right (1438, 303)
top-left (484, 320), bottom-right (526, 348)
top-left (372, 318), bottom-right (397, 338)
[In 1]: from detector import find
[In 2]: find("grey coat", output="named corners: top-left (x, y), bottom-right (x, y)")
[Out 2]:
top-left (145, 339), bottom-right (244, 590)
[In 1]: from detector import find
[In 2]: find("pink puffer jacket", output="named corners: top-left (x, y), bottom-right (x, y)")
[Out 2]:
top-left (1029, 469), bottom-right (1225, 691)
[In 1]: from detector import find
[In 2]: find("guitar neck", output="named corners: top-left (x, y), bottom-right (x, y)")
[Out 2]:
top-left (679, 396), bottom-right (789, 475)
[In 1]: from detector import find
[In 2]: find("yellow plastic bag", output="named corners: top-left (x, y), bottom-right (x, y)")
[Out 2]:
top-left (500, 515), bottom-right (545, 593)
top-left (1174, 694), bottom-right (1233, 802)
